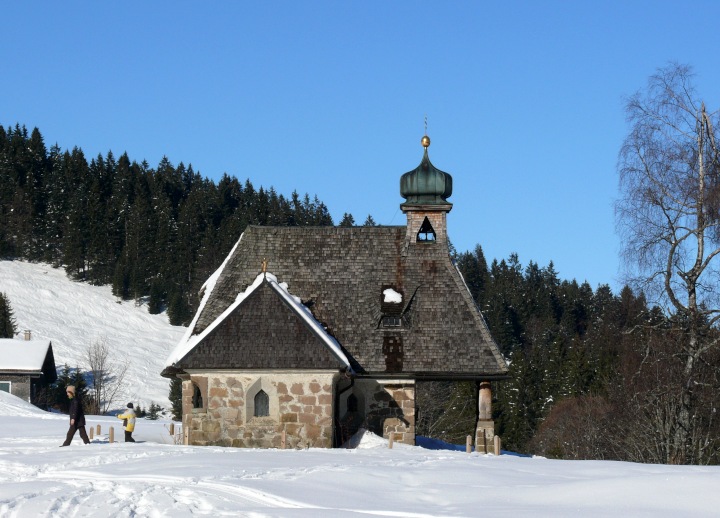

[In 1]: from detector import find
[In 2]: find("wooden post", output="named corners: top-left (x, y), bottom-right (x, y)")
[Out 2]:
top-left (89, 427), bottom-right (94, 440)
top-left (281, 430), bottom-right (286, 449)
top-left (494, 435), bottom-right (501, 456)
top-left (169, 423), bottom-right (175, 435)
top-left (109, 426), bottom-right (114, 443)
top-left (96, 424), bottom-right (101, 435)
top-left (388, 432), bottom-right (394, 449)
top-left (466, 435), bottom-right (472, 453)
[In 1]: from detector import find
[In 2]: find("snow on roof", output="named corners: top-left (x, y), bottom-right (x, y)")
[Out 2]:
top-left (0, 339), bottom-right (51, 372)
top-left (165, 233), bottom-right (244, 366)
top-left (166, 267), bottom-right (353, 373)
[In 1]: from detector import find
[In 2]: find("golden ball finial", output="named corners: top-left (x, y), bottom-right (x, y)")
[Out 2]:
top-left (421, 135), bottom-right (431, 148)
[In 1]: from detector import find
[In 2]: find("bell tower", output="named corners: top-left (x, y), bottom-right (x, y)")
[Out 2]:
top-left (399, 134), bottom-right (453, 246)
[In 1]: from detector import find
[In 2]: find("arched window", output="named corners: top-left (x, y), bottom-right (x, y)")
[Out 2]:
top-left (192, 383), bottom-right (203, 409)
top-left (254, 389), bottom-right (269, 417)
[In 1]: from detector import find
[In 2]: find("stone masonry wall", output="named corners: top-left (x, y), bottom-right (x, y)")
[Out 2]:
top-left (182, 371), bottom-right (337, 448)
top-left (354, 379), bottom-right (415, 445)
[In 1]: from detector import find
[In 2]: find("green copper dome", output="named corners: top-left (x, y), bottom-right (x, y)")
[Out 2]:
top-left (400, 143), bottom-right (453, 206)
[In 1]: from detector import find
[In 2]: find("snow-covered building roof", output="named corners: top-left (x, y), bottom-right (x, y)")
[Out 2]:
top-left (0, 338), bottom-right (56, 376)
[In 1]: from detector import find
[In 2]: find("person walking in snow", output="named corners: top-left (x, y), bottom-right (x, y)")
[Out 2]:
top-left (117, 402), bottom-right (136, 442)
top-left (60, 385), bottom-right (90, 446)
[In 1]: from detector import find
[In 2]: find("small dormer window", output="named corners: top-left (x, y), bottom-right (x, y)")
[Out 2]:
top-left (417, 217), bottom-right (436, 242)
top-left (381, 287), bottom-right (404, 328)
top-left (382, 316), bottom-right (401, 327)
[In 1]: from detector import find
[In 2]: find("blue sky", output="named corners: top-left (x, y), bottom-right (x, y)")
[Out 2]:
top-left (4, 1), bottom-right (720, 291)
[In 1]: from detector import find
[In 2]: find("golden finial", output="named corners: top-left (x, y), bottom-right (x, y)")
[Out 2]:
top-left (421, 115), bottom-right (430, 148)
top-left (261, 258), bottom-right (268, 273)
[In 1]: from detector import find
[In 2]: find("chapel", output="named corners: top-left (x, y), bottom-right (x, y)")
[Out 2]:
top-left (162, 135), bottom-right (508, 450)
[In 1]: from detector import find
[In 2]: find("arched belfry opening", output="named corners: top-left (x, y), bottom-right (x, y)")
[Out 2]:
top-left (417, 216), bottom-right (436, 242)
top-left (399, 134), bottom-right (453, 246)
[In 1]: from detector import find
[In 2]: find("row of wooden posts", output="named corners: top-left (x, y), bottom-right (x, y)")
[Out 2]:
top-left (86, 424), bottom-right (499, 453)
top-left (87, 423), bottom-right (113, 442)
top-left (86, 423), bottom-right (178, 443)
top-left (270, 430), bottom-right (502, 453)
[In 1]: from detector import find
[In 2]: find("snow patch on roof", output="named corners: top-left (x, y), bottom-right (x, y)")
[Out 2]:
top-left (0, 339), bottom-right (51, 371)
top-left (382, 288), bottom-right (402, 303)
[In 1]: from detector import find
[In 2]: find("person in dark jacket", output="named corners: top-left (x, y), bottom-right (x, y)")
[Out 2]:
top-left (60, 385), bottom-right (90, 446)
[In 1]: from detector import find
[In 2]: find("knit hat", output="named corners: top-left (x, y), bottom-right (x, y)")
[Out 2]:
top-left (127, 402), bottom-right (133, 408)
top-left (66, 385), bottom-right (76, 395)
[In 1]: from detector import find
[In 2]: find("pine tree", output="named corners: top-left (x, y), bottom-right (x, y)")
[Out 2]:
top-left (42, 146), bottom-right (68, 264)
top-left (339, 213), bottom-right (355, 227)
top-left (62, 148), bottom-right (91, 279)
top-left (27, 127), bottom-right (49, 260)
top-left (0, 292), bottom-right (17, 338)
top-left (169, 376), bottom-right (183, 420)
top-left (363, 214), bottom-right (377, 226)
top-left (455, 245), bottom-right (489, 302)
top-left (52, 365), bottom-right (89, 413)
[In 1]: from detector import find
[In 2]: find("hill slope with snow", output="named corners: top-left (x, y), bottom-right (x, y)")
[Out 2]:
top-left (0, 260), bottom-right (187, 410)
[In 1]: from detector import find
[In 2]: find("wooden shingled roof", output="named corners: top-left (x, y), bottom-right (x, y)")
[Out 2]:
top-left (169, 224), bottom-right (508, 380)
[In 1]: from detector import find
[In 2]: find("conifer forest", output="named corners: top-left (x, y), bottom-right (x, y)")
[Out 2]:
top-left (2, 116), bottom-right (720, 464)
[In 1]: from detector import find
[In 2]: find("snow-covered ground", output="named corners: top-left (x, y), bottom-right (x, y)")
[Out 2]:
top-left (0, 260), bottom-right (186, 410)
top-left (0, 391), bottom-right (719, 517)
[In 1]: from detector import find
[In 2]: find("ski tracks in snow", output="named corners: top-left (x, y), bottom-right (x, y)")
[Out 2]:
top-left (0, 443), bottom-right (446, 517)
top-left (0, 442), bottom-right (308, 516)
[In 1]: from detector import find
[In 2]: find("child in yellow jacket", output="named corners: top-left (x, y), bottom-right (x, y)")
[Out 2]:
top-left (117, 403), bottom-right (136, 442)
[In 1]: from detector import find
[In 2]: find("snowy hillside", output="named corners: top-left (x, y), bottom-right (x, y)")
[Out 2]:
top-left (0, 260), bottom-right (187, 410)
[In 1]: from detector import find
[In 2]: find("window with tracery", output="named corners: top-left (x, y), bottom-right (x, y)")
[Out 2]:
top-left (254, 389), bottom-right (269, 417)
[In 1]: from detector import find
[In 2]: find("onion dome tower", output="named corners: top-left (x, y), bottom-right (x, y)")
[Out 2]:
top-left (400, 134), bottom-right (453, 245)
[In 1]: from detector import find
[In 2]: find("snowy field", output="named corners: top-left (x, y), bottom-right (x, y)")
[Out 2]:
top-left (1, 391), bottom-right (719, 517)
top-left (0, 260), bottom-right (186, 409)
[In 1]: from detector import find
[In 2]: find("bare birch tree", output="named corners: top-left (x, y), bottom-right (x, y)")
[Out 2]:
top-left (85, 337), bottom-right (130, 414)
top-left (616, 63), bottom-right (720, 463)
